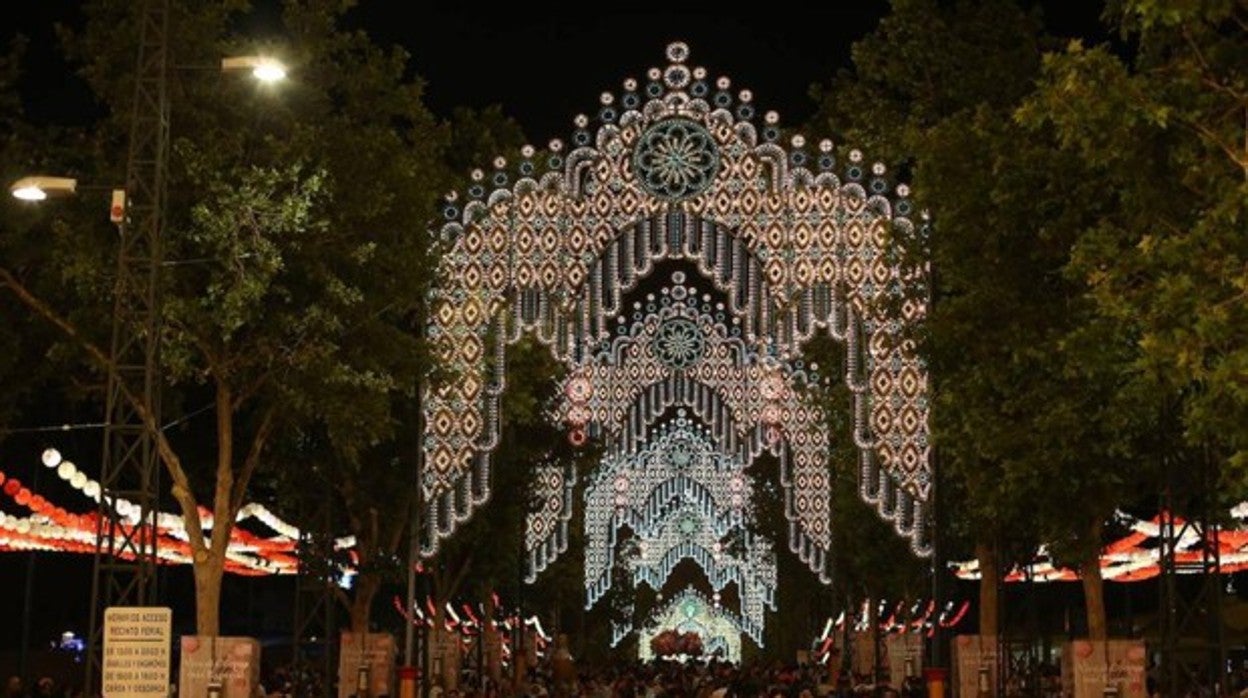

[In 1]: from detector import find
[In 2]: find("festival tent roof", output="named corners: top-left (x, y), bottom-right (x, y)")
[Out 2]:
top-left (0, 451), bottom-right (353, 576)
top-left (951, 509), bottom-right (1248, 583)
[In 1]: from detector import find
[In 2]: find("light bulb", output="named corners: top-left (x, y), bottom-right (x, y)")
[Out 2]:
top-left (12, 186), bottom-right (48, 201)
top-left (252, 61), bottom-right (287, 83)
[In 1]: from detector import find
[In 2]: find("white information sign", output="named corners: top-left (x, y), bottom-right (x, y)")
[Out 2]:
top-left (103, 606), bottom-right (172, 698)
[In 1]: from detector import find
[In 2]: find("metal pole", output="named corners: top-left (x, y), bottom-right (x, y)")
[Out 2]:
top-left (405, 468), bottom-right (424, 698)
top-left (86, 0), bottom-right (169, 690)
top-left (19, 462), bottom-right (42, 685)
top-left (413, 316), bottom-right (427, 698)
top-left (404, 393), bottom-right (422, 668)
top-left (405, 306), bottom-right (424, 668)
top-left (929, 445), bottom-right (945, 671)
top-left (476, 623), bottom-right (484, 690)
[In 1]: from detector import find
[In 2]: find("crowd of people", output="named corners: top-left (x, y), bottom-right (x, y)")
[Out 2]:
top-left (433, 659), bottom-right (925, 698)
top-left (11, 653), bottom-right (1247, 697)
top-left (3, 675), bottom-right (76, 698)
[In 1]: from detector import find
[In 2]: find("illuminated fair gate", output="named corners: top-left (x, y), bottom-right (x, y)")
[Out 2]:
top-left (626, 500), bottom-right (775, 643)
top-left (572, 415), bottom-right (776, 642)
top-left (580, 417), bottom-right (758, 600)
top-left (637, 589), bottom-right (748, 663)
top-left (426, 41), bottom-right (931, 653)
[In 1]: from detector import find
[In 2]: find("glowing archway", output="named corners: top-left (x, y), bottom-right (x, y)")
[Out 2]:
top-left (635, 588), bottom-right (752, 660)
top-left (423, 43), bottom-right (931, 575)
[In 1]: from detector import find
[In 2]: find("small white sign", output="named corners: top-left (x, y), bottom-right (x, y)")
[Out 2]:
top-left (103, 606), bottom-right (172, 698)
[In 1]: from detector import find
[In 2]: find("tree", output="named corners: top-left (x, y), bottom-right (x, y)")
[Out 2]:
top-left (1, 0), bottom-right (446, 636)
top-left (1018, 0), bottom-right (1248, 499)
top-left (810, 0), bottom-right (1155, 640)
top-left (810, 0), bottom-right (1046, 638)
top-left (444, 105), bottom-right (528, 181)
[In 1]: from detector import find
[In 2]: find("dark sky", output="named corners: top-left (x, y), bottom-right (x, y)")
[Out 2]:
top-left (346, 5), bottom-right (897, 144)
top-left (5, 2), bottom-right (1108, 146)
top-left (325, 2), bottom-right (1104, 143)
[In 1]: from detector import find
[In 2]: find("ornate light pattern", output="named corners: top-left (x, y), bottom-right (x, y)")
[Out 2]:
top-left (556, 269), bottom-right (835, 576)
top-left (631, 588), bottom-right (750, 662)
top-left (423, 42), bottom-right (931, 571)
top-left (634, 119), bottom-right (720, 200)
top-left (625, 502), bottom-right (774, 643)
top-left (652, 317), bottom-right (708, 369)
top-left (524, 464), bottom-right (575, 582)
top-left (581, 417), bottom-right (759, 594)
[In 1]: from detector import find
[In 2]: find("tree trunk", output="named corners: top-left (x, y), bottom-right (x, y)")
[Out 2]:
top-left (484, 595), bottom-right (502, 684)
top-left (976, 540), bottom-right (1000, 638)
top-left (350, 573), bottom-right (382, 633)
top-left (1080, 517), bottom-right (1107, 640)
top-left (193, 555), bottom-right (226, 636)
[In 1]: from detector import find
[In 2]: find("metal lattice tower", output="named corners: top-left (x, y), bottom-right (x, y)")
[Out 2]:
top-left (1158, 447), bottom-right (1226, 698)
top-left (85, 0), bottom-right (170, 691)
top-left (292, 468), bottom-right (338, 698)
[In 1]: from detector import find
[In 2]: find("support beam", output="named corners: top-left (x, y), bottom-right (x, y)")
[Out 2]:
top-left (85, 0), bottom-right (169, 692)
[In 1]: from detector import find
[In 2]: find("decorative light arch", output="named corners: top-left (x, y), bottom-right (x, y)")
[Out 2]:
top-left (633, 588), bottom-right (752, 661)
top-left (525, 463), bottom-right (576, 582)
top-left (582, 417), bottom-right (757, 600)
top-left (557, 274), bottom-right (835, 576)
top-left (422, 43), bottom-right (931, 572)
top-left (625, 503), bottom-right (775, 641)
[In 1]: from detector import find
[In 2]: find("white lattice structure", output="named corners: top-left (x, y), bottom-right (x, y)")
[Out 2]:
top-left (634, 588), bottom-right (751, 660)
top-left (424, 43), bottom-right (931, 648)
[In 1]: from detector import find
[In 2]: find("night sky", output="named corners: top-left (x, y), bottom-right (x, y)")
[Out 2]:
top-left (5, 2), bottom-right (1108, 143)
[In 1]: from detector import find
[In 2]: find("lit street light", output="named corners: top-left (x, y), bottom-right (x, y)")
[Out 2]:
top-left (9, 176), bottom-right (78, 201)
top-left (10, 54), bottom-right (286, 214)
top-left (8, 31), bottom-right (293, 694)
top-left (220, 55), bottom-right (288, 83)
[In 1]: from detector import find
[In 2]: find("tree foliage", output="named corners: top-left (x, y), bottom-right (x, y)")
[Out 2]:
top-left (1, 0), bottom-right (448, 635)
top-left (1019, 0), bottom-right (1248, 496)
top-left (809, 0), bottom-right (1172, 639)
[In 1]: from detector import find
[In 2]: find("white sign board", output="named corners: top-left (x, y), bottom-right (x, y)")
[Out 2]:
top-left (103, 606), bottom-right (172, 698)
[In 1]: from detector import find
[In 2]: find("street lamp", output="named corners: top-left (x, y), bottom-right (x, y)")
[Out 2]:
top-left (9, 176), bottom-right (78, 201)
top-left (9, 54), bottom-right (286, 212)
top-left (8, 17), bottom-right (291, 693)
top-left (9, 177), bottom-right (125, 223)
top-left (220, 55), bottom-right (288, 83)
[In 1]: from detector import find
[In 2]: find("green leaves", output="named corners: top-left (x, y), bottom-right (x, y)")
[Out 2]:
top-left (179, 159), bottom-right (327, 341)
top-left (812, 0), bottom-right (1174, 583)
top-left (1022, 0), bottom-right (1247, 500)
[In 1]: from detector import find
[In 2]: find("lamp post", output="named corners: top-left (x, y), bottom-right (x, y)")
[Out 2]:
top-left (221, 55), bottom-right (288, 83)
top-left (8, 176), bottom-right (81, 201)
top-left (9, 1), bottom-right (286, 691)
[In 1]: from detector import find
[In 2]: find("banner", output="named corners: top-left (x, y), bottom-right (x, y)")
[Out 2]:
top-left (885, 634), bottom-right (923, 687)
top-left (851, 633), bottom-right (881, 680)
top-left (428, 626), bottom-right (461, 690)
top-left (951, 635), bottom-right (998, 698)
top-left (1061, 640), bottom-right (1147, 698)
top-left (178, 636), bottom-right (260, 698)
top-left (338, 632), bottom-right (397, 698)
